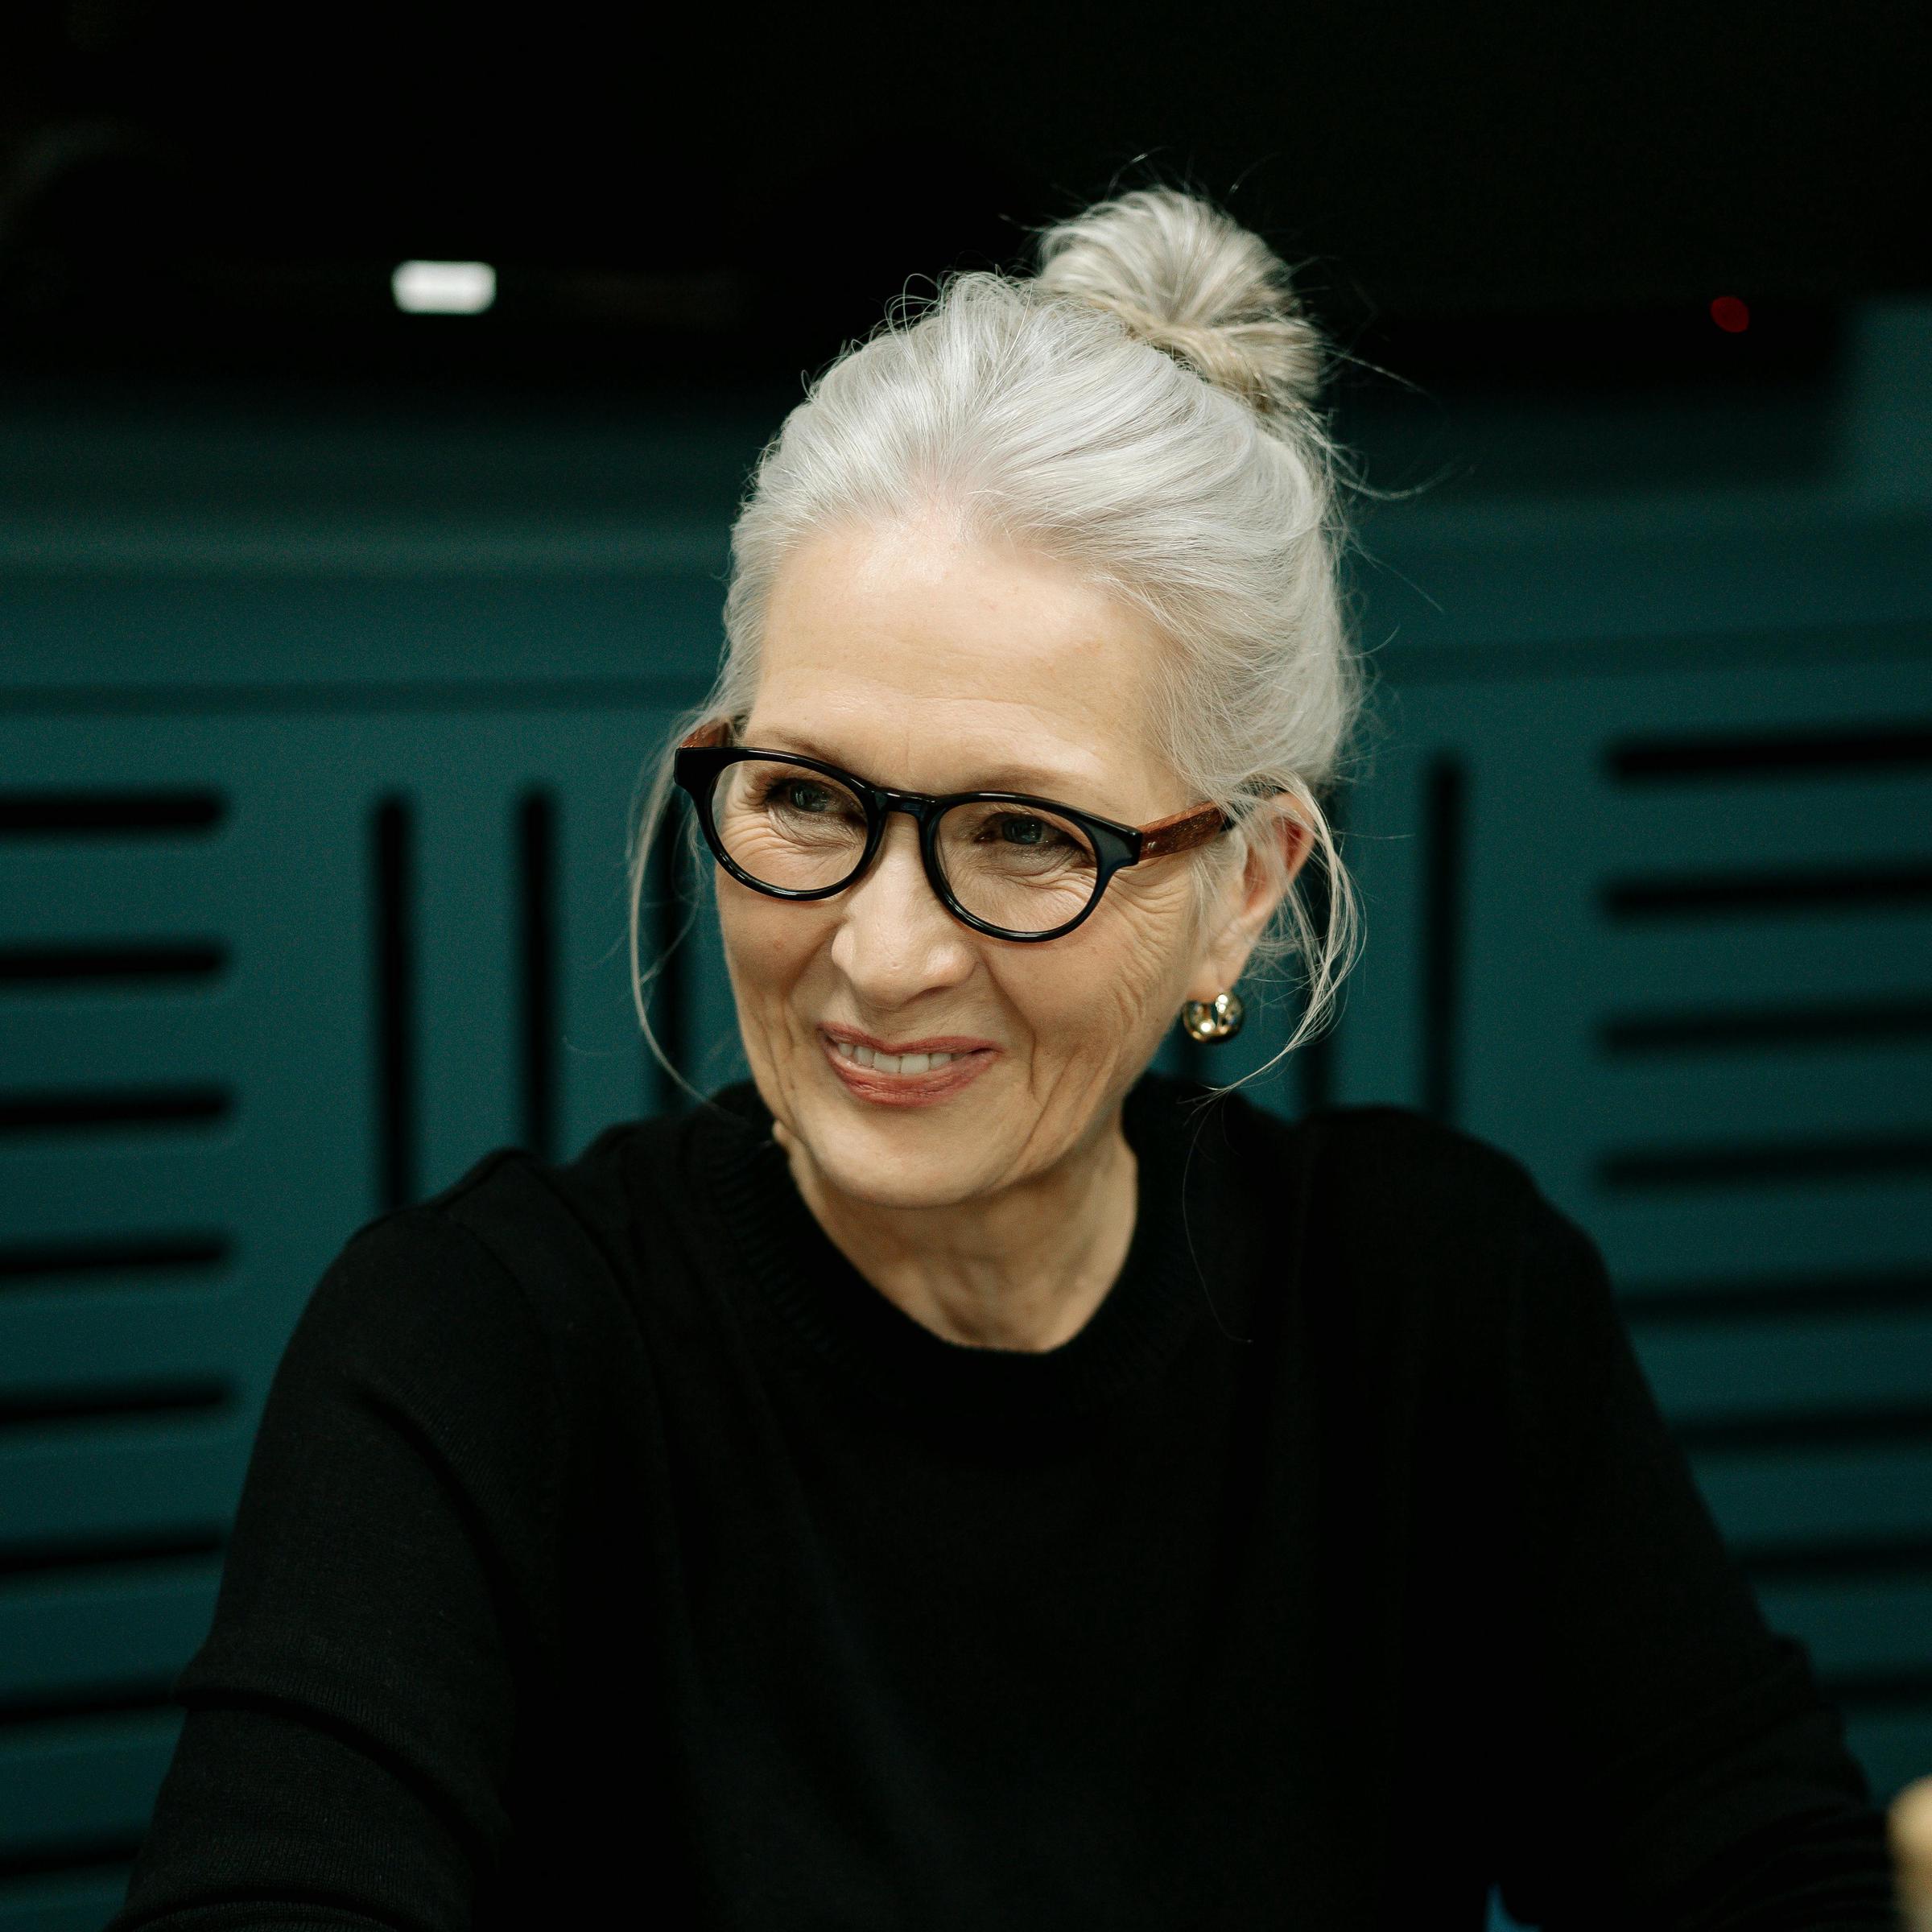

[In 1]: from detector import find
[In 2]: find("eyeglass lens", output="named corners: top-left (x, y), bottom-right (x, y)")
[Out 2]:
top-left (709, 758), bottom-right (1101, 935)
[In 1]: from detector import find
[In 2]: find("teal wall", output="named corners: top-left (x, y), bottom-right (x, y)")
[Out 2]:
top-left (2, 304), bottom-right (1930, 1927)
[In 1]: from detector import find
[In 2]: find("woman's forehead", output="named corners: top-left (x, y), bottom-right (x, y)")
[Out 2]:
top-left (740, 705), bottom-right (1113, 801)
top-left (754, 519), bottom-right (1166, 790)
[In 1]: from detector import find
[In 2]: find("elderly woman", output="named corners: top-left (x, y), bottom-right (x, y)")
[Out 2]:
top-left (110, 190), bottom-right (1899, 1930)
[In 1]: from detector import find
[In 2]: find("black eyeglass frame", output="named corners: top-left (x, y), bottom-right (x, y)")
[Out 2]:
top-left (671, 724), bottom-right (1236, 943)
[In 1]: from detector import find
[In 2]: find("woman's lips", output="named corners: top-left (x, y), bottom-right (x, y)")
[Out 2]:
top-left (818, 1030), bottom-right (997, 1108)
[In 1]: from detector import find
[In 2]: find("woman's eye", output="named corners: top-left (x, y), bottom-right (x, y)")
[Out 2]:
top-left (763, 778), bottom-right (832, 813)
top-left (990, 814), bottom-right (1062, 848)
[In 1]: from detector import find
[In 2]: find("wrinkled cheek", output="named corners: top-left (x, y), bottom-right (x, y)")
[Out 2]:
top-left (719, 894), bottom-right (836, 1044)
top-left (1093, 895), bottom-right (1196, 1024)
top-left (720, 878), bottom-right (799, 964)
top-left (716, 896), bottom-right (777, 1021)
top-left (1014, 932), bottom-right (1179, 1089)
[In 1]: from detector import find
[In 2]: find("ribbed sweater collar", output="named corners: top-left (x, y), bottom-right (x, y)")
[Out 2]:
top-left (687, 1068), bottom-right (1249, 1429)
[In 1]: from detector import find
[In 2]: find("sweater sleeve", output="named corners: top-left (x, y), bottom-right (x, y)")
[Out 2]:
top-left (104, 1202), bottom-right (568, 1932)
top-left (1488, 1188), bottom-right (1902, 1931)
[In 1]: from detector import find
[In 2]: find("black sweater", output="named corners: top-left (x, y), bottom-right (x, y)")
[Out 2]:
top-left (108, 1071), bottom-right (1900, 1930)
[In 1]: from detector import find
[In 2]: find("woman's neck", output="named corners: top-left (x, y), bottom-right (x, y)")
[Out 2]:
top-left (774, 1108), bottom-right (1140, 1353)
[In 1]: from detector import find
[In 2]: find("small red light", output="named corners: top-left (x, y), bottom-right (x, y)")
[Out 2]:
top-left (1710, 295), bottom-right (1750, 333)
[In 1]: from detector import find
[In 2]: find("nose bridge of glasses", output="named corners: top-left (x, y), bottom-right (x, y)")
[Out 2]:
top-left (868, 791), bottom-right (941, 869)
top-left (842, 793), bottom-right (960, 927)
top-left (873, 783), bottom-right (943, 824)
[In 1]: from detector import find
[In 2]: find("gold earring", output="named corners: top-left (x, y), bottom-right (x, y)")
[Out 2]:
top-left (1180, 990), bottom-right (1245, 1043)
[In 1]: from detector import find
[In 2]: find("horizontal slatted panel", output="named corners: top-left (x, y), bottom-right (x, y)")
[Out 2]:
top-left (1637, 1308), bottom-right (1932, 1419)
top-left (0, 1290), bottom-right (246, 1405)
top-left (0, 991), bottom-right (247, 1096)
top-left (0, 1562), bottom-right (222, 1716)
top-left (1583, 1174), bottom-right (1927, 1285)
top-left (1755, 1574), bottom-right (1932, 1684)
top-left (0, 698), bottom-right (707, 1896)
top-left (1690, 1440), bottom-right (1932, 1551)
top-left (0, 848), bottom-right (236, 946)
top-left (1600, 1013), bottom-right (1930, 1128)
top-left (1341, 638), bottom-right (1932, 1815)
top-left (0, 1711), bottom-right (182, 1860)
top-left (1839, 1710), bottom-right (1932, 1817)
top-left (0, 712), bottom-right (386, 1895)
top-left (0, 1868), bottom-right (140, 1932)
top-left (1586, 1039), bottom-right (1932, 1150)
top-left (1587, 769), bottom-right (1932, 873)
top-left (1594, 906), bottom-right (1932, 1011)
top-left (0, 1141), bottom-right (250, 1253)
top-left (0, 1423), bottom-right (254, 1551)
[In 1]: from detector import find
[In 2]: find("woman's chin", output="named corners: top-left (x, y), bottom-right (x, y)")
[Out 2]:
top-left (790, 1104), bottom-right (999, 1210)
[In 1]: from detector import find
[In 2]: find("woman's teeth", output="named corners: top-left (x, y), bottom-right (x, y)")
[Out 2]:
top-left (832, 1040), bottom-right (959, 1075)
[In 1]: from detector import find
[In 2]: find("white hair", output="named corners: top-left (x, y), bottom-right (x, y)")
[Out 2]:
top-left (628, 185), bottom-right (1378, 1103)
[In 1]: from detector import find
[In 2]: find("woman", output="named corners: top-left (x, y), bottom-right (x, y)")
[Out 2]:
top-left (110, 189), bottom-right (1899, 1930)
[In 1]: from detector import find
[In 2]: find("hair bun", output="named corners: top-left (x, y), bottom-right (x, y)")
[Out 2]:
top-left (1034, 188), bottom-right (1327, 426)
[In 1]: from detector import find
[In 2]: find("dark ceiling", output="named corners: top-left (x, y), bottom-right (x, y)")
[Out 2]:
top-left (0, 0), bottom-right (1923, 402)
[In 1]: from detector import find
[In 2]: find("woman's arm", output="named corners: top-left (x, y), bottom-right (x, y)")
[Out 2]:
top-left (1490, 1191), bottom-right (1902, 1930)
top-left (104, 1204), bottom-right (568, 1932)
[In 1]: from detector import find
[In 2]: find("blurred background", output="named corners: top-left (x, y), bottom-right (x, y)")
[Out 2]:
top-left (2, 1), bottom-right (1929, 1925)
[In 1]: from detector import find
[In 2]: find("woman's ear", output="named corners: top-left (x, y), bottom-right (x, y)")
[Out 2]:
top-left (1186, 798), bottom-right (1312, 1002)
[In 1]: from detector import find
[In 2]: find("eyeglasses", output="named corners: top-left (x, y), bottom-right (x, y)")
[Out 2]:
top-left (671, 720), bottom-right (1234, 943)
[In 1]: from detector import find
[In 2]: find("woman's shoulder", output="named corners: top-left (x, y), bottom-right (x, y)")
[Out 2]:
top-left (402, 1114), bottom-right (665, 1291)
top-left (1137, 1069), bottom-right (1548, 1239)
top-left (1155, 1076), bottom-right (1615, 1418)
top-left (310, 1100), bottom-right (731, 1411)
top-left (1137, 1071), bottom-right (1582, 1355)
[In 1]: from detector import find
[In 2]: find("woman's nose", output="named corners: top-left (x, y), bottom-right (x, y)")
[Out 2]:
top-left (830, 813), bottom-right (973, 985)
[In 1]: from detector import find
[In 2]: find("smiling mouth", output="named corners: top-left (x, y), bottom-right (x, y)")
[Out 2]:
top-left (826, 1038), bottom-right (981, 1077)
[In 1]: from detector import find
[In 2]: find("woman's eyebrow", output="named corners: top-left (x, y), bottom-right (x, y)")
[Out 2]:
top-left (753, 732), bottom-right (1094, 798)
